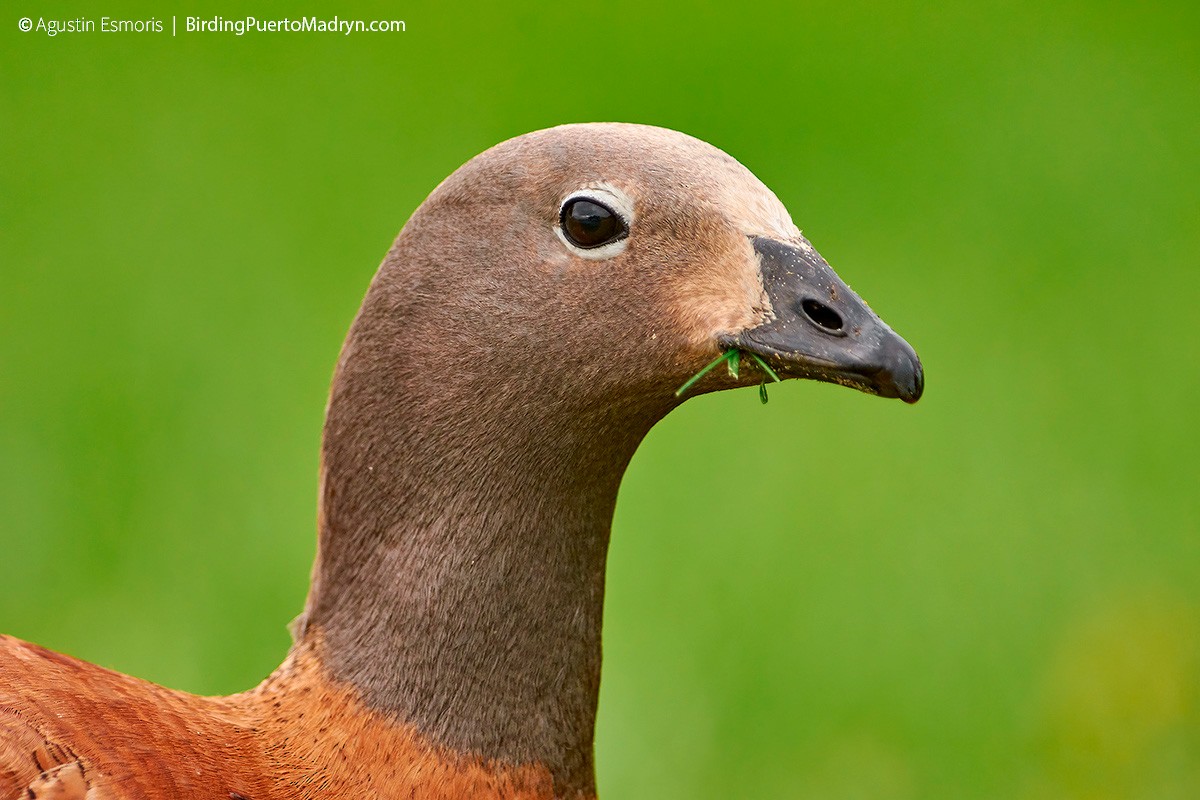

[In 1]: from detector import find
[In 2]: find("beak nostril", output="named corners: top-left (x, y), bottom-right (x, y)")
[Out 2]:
top-left (800, 298), bottom-right (844, 332)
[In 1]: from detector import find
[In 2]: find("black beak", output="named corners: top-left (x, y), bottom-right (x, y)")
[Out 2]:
top-left (720, 237), bottom-right (924, 403)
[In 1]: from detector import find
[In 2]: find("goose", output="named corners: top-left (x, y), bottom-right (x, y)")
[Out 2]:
top-left (0, 122), bottom-right (922, 800)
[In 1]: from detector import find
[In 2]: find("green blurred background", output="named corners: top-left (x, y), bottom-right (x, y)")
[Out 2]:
top-left (3, 1), bottom-right (1198, 797)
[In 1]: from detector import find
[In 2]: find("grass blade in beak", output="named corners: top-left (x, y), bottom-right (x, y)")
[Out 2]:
top-left (675, 350), bottom-right (737, 397)
top-left (676, 349), bottom-right (782, 400)
top-left (747, 352), bottom-right (781, 384)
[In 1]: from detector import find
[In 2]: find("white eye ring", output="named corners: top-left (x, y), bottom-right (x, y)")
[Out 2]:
top-left (555, 184), bottom-right (635, 260)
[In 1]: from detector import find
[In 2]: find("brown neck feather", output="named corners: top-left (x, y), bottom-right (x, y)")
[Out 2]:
top-left (294, 241), bottom-right (669, 797)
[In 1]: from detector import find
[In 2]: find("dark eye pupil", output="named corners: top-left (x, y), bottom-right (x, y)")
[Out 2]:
top-left (562, 198), bottom-right (626, 249)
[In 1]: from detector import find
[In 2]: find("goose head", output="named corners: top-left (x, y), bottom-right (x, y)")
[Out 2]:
top-left (348, 122), bottom-right (922, 426)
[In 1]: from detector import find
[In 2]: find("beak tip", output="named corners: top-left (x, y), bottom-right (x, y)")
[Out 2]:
top-left (882, 339), bottom-right (924, 404)
top-left (908, 368), bottom-right (925, 404)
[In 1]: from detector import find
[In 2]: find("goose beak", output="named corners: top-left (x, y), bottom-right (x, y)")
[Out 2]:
top-left (719, 237), bottom-right (924, 403)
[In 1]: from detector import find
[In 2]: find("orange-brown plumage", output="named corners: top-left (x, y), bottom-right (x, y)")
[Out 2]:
top-left (1, 633), bottom-right (557, 800)
top-left (2, 123), bottom-right (921, 800)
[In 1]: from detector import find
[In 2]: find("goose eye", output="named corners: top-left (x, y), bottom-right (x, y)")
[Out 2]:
top-left (561, 198), bottom-right (627, 249)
